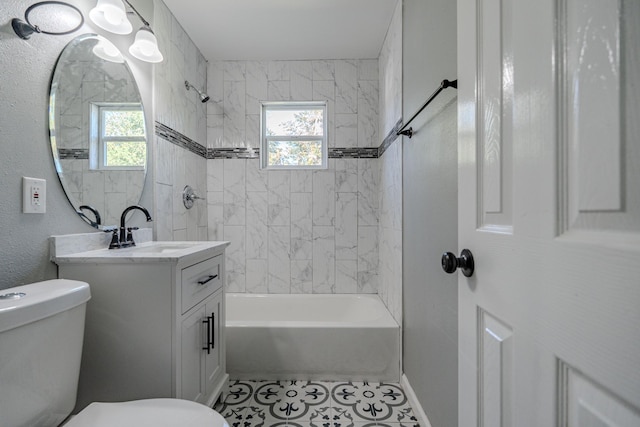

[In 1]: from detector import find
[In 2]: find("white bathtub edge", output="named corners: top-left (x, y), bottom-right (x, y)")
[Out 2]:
top-left (401, 373), bottom-right (433, 427)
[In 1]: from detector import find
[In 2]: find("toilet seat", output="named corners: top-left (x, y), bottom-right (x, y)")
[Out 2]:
top-left (63, 398), bottom-right (229, 427)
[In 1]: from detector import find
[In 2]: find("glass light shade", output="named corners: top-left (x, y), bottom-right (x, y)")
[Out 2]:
top-left (92, 36), bottom-right (124, 63)
top-left (89, 0), bottom-right (132, 35)
top-left (129, 28), bottom-right (163, 63)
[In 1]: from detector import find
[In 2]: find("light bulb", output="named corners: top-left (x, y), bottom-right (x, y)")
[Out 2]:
top-left (92, 36), bottom-right (124, 63)
top-left (129, 28), bottom-right (163, 63)
top-left (89, 0), bottom-right (132, 35)
top-left (103, 7), bottom-right (122, 26)
top-left (103, 42), bottom-right (118, 57)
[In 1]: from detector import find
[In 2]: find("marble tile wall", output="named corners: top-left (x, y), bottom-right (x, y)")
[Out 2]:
top-left (153, 0), bottom-right (208, 241)
top-left (207, 158), bottom-right (379, 294)
top-left (206, 59), bottom-right (379, 149)
top-left (377, 0), bottom-right (403, 323)
top-left (56, 45), bottom-right (142, 226)
top-left (206, 58), bottom-right (382, 294)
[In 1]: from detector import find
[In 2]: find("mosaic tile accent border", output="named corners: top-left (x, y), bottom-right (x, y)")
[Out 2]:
top-left (58, 148), bottom-right (89, 160)
top-left (377, 119), bottom-right (403, 158)
top-left (215, 380), bottom-right (420, 427)
top-left (155, 121), bottom-right (403, 161)
top-left (209, 147), bottom-right (260, 159)
top-left (155, 122), bottom-right (207, 158)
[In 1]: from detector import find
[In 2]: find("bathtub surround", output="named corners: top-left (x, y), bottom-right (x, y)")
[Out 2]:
top-left (152, 0), bottom-right (208, 243)
top-left (376, 0), bottom-right (403, 325)
top-left (205, 1), bottom-right (403, 303)
top-left (216, 380), bottom-right (419, 427)
top-left (206, 58), bottom-right (384, 295)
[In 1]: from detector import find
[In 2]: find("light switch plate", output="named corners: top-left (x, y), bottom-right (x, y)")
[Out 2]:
top-left (23, 177), bottom-right (46, 214)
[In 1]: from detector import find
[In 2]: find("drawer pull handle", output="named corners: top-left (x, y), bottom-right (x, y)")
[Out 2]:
top-left (197, 274), bottom-right (218, 285)
top-left (202, 315), bottom-right (213, 354)
top-left (211, 313), bottom-right (215, 350)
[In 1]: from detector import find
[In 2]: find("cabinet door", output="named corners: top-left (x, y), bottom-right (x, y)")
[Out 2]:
top-left (180, 305), bottom-right (206, 403)
top-left (204, 292), bottom-right (222, 396)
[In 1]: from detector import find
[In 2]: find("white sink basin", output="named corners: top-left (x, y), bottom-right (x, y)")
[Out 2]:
top-left (126, 242), bottom-right (202, 254)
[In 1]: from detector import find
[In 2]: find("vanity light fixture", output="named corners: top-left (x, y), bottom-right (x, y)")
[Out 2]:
top-left (12, 1), bottom-right (84, 40)
top-left (89, 0), bottom-right (163, 63)
top-left (92, 35), bottom-right (125, 63)
top-left (185, 81), bottom-right (211, 103)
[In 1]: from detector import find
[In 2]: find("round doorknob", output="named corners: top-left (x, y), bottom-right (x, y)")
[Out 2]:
top-left (441, 249), bottom-right (475, 277)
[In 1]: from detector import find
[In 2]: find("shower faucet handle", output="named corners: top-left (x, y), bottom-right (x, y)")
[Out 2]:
top-left (182, 185), bottom-right (205, 209)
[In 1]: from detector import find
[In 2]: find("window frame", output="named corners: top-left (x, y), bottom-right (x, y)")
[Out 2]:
top-left (89, 102), bottom-right (146, 171)
top-left (260, 101), bottom-right (328, 170)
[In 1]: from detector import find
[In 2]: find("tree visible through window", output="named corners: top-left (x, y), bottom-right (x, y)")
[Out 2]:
top-left (102, 107), bottom-right (146, 167)
top-left (261, 102), bottom-right (327, 169)
top-left (90, 103), bottom-right (146, 170)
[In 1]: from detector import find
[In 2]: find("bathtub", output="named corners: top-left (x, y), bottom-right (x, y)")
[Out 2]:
top-left (225, 293), bottom-right (400, 381)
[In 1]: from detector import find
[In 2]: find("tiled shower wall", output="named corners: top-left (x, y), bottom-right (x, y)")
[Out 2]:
top-left (150, 0), bottom-right (402, 313)
top-left (377, 0), bottom-right (403, 323)
top-left (152, 0), bottom-right (209, 241)
top-left (205, 1), bottom-right (402, 302)
top-left (205, 59), bottom-right (381, 294)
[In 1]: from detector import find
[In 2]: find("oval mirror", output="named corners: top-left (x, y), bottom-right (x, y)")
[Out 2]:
top-left (50, 33), bottom-right (147, 229)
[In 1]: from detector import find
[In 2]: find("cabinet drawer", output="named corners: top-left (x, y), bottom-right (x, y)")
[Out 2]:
top-left (181, 256), bottom-right (222, 313)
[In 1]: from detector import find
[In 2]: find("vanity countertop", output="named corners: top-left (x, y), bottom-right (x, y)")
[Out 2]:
top-left (52, 240), bottom-right (230, 265)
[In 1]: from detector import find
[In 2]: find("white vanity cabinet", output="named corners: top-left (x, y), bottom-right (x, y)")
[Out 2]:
top-left (53, 241), bottom-right (229, 413)
top-left (179, 257), bottom-right (224, 402)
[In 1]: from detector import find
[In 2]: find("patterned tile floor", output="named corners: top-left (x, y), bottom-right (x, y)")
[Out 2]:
top-left (215, 380), bottom-right (420, 427)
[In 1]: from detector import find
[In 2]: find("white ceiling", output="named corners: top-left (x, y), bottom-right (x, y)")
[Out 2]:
top-left (161, 0), bottom-right (399, 61)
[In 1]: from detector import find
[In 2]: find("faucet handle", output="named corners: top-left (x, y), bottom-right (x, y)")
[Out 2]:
top-left (126, 227), bottom-right (139, 244)
top-left (105, 227), bottom-right (121, 249)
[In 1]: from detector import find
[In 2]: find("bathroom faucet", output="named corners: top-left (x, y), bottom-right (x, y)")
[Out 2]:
top-left (108, 205), bottom-right (152, 249)
top-left (77, 205), bottom-right (102, 227)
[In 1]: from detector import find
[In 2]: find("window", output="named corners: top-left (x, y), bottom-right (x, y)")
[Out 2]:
top-left (90, 103), bottom-right (146, 170)
top-left (260, 101), bottom-right (328, 169)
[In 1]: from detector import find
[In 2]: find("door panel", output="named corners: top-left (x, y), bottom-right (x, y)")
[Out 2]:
top-left (478, 309), bottom-right (513, 427)
top-left (181, 306), bottom-right (205, 402)
top-left (559, 0), bottom-right (640, 237)
top-left (476, 0), bottom-right (514, 232)
top-left (458, 0), bottom-right (640, 425)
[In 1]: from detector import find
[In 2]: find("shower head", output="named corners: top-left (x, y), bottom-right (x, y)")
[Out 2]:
top-left (185, 80), bottom-right (210, 103)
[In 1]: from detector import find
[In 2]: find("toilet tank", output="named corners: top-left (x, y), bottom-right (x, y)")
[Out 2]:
top-left (0, 279), bottom-right (91, 427)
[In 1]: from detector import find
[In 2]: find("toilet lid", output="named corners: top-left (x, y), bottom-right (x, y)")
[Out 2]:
top-left (64, 399), bottom-right (229, 427)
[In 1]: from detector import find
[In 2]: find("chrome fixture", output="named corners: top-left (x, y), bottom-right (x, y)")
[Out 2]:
top-left (182, 185), bottom-right (205, 209)
top-left (185, 81), bottom-right (210, 103)
top-left (89, 0), bottom-right (163, 63)
top-left (107, 205), bottom-right (152, 249)
top-left (12, 1), bottom-right (84, 40)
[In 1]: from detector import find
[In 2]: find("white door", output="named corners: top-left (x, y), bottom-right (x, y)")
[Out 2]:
top-left (457, 0), bottom-right (640, 425)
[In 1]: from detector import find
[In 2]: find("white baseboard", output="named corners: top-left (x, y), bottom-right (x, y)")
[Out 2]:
top-left (401, 373), bottom-right (433, 427)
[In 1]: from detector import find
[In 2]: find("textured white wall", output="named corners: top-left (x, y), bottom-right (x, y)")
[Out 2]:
top-left (402, 0), bottom-right (459, 425)
top-left (0, 0), bottom-right (153, 290)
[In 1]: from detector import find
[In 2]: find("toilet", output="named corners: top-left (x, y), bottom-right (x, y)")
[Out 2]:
top-left (0, 280), bottom-right (228, 427)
